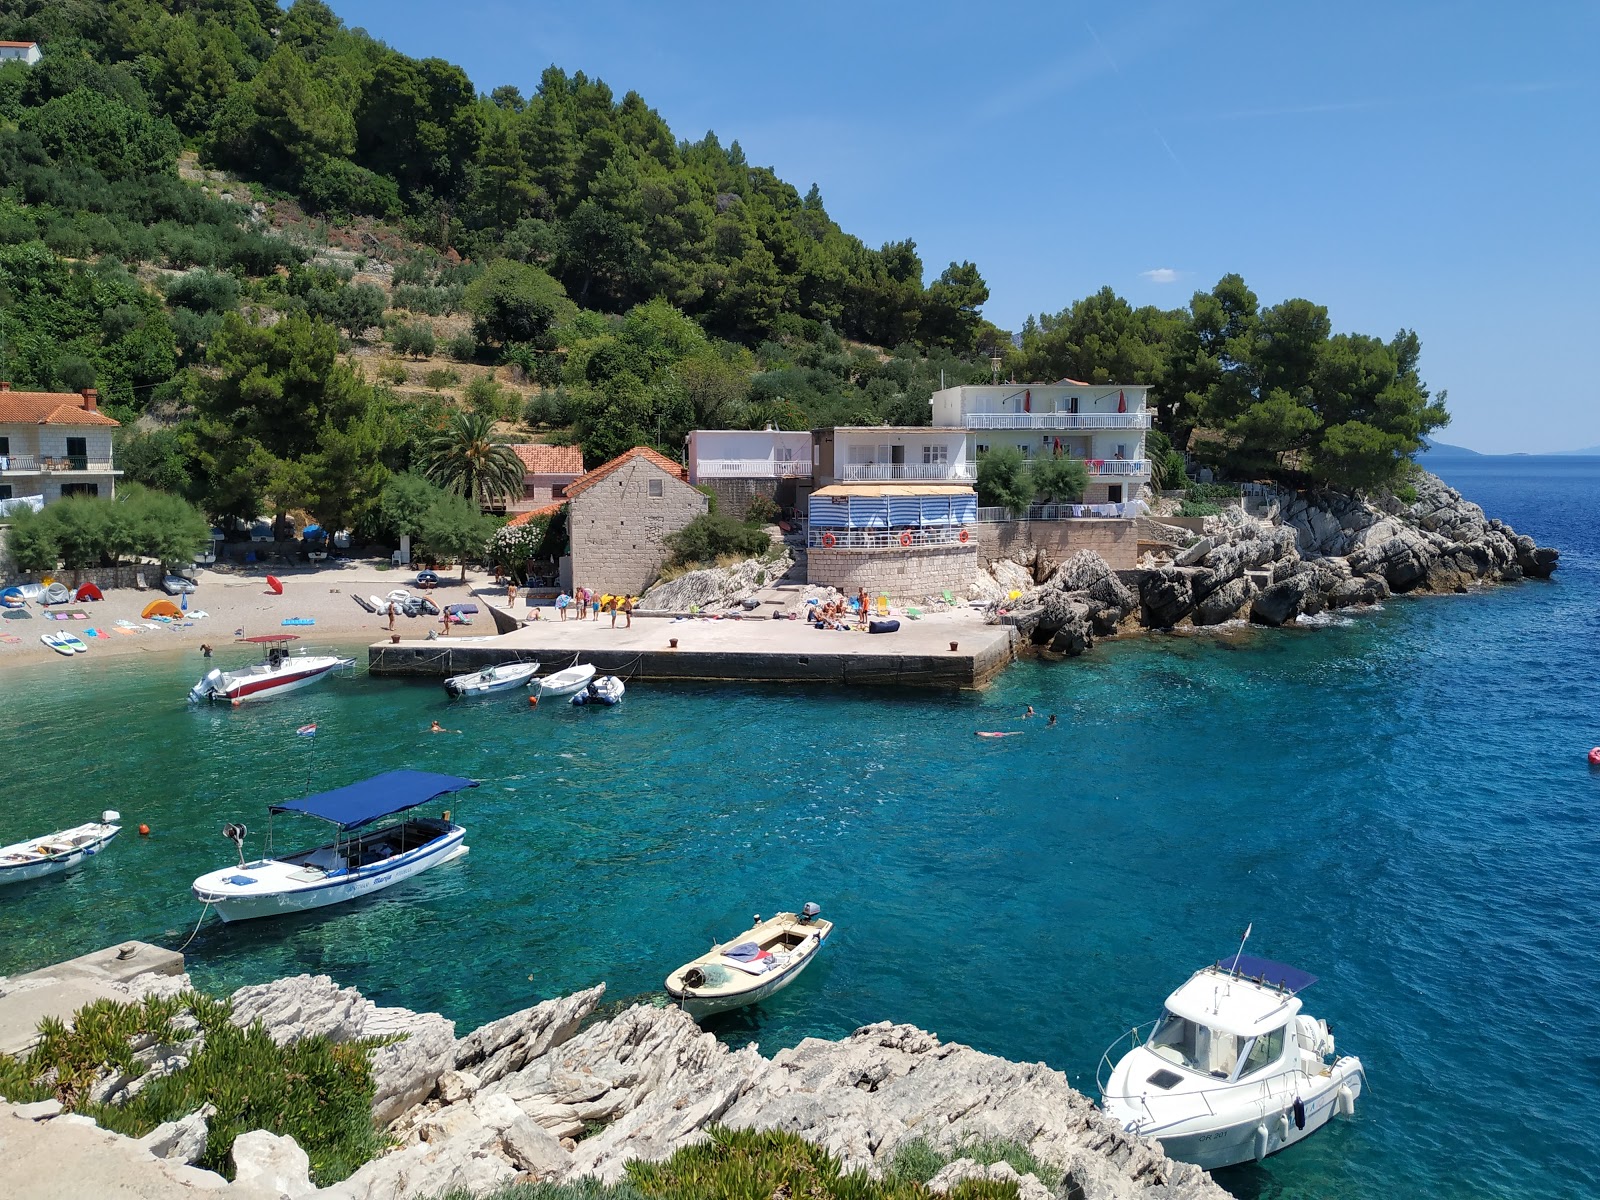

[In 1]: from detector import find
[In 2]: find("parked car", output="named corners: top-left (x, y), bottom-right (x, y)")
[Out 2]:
top-left (161, 574), bottom-right (198, 595)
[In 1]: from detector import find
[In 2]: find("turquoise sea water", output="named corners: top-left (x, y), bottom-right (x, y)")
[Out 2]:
top-left (2, 457), bottom-right (1597, 1200)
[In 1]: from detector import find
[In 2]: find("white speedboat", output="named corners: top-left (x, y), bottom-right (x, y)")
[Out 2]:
top-left (571, 675), bottom-right (625, 706)
top-left (1098, 950), bottom-right (1365, 1170)
top-left (189, 641), bottom-right (353, 705)
top-left (0, 812), bottom-right (120, 886)
top-left (191, 770), bottom-right (476, 922)
top-left (664, 904), bottom-right (831, 1020)
top-left (533, 663), bottom-right (596, 698)
top-left (445, 661), bottom-right (540, 697)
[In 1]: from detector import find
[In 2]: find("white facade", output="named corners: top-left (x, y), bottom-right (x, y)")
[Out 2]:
top-left (0, 42), bottom-right (42, 65)
top-left (687, 429), bottom-right (812, 483)
top-left (0, 387), bottom-right (122, 504)
top-left (814, 427), bottom-right (973, 486)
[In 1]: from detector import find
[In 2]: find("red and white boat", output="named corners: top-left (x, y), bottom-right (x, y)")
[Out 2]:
top-left (190, 637), bottom-right (353, 705)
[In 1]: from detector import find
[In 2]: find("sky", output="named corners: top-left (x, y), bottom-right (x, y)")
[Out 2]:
top-left (330, 1), bottom-right (1598, 453)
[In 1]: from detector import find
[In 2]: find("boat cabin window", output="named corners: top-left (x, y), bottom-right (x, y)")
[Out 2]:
top-left (1147, 1010), bottom-right (1241, 1078)
top-left (1238, 1024), bottom-right (1287, 1079)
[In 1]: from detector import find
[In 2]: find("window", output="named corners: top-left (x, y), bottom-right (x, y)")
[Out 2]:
top-left (0, 485), bottom-right (11, 500)
top-left (65, 436), bottom-right (87, 471)
top-left (922, 444), bottom-right (948, 465)
top-left (1239, 1025), bottom-right (1287, 1079)
top-left (1068, 396), bottom-right (1079, 414)
top-left (777, 447), bottom-right (794, 462)
top-left (1147, 1010), bottom-right (1240, 1077)
top-left (647, 478), bottom-right (663, 498)
top-left (60, 483), bottom-right (99, 498)
top-left (552, 484), bottom-right (566, 499)
top-left (1108, 484), bottom-right (1123, 503)
top-left (0, 436), bottom-right (9, 455)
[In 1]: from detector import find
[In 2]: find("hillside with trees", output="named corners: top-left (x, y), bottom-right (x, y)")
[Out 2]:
top-left (0, 0), bottom-right (1450, 551)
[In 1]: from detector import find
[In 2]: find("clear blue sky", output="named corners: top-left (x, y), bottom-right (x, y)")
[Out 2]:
top-left (332, 1), bottom-right (1598, 453)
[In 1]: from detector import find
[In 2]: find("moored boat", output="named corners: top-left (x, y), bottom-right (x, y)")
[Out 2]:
top-left (0, 812), bottom-right (121, 886)
top-left (571, 675), bottom-right (625, 706)
top-left (445, 661), bottom-right (540, 697)
top-left (665, 904), bottom-right (831, 1019)
top-left (189, 641), bottom-right (353, 705)
top-left (1097, 948), bottom-right (1365, 1170)
top-left (533, 662), bottom-right (596, 699)
top-left (190, 770), bottom-right (476, 922)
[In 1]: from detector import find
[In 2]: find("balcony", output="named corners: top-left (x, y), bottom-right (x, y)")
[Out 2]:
top-left (963, 412), bottom-right (1151, 430)
top-left (966, 458), bottom-right (1148, 477)
top-left (838, 462), bottom-right (974, 482)
top-left (807, 524), bottom-right (971, 550)
top-left (0, 454), bottom-right (118, 473)
top-left (695, 458), bottom-right (812, 478)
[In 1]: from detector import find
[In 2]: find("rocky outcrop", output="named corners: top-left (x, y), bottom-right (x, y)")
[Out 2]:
top-left (637, 548), bottom-right (793, 613)
top-left (988, 468), bottom-right (1556, 654)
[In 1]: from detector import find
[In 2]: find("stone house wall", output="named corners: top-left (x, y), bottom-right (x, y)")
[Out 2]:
top-left (698, 477), bottom-right (804, 519)
top-left (569, 459), bottom-right (706, 595)
top-left (806, 544), bottom-right (978, 602)
top-left (975, 519), bottom-right (1137, 570)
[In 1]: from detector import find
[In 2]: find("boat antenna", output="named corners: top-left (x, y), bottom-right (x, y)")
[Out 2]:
top-left (1230, 922), bottom-right (1253, 978)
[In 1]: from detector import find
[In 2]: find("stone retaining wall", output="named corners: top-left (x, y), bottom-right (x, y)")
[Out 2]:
top-left (698, 477), bottom-right (803, 519)
top-left (975, 519), bottom-right (1137, 569)
top-left (805, 543), bottom-right (977, 602)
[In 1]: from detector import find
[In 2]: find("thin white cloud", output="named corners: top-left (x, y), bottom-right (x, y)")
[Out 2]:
top-left (1141, 268), bottom-right (1179, 284)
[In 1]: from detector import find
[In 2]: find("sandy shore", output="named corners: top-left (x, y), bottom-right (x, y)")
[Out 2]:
top-left (0, 560), bottom-right (503, 669)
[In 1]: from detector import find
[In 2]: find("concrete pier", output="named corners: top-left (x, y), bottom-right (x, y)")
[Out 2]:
top-left (0, 941), bottom-right (185, 1056)
top-left (368, 609), bottom-right (1017, 689)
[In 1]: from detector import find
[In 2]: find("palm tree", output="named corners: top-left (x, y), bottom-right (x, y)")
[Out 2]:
top-left (422, 411), bottom-right (525, 508)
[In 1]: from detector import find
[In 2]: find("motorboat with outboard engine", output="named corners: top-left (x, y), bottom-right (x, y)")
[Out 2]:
top-left (0, 812), bottom-right (120, 886)
top-left (532, 662), bottom-right (596, 699)
top-left (189, 641), bottom-right (353, 705)
top-left (191, 770), bottom-right (476, 922)
top-left (571, 675), bottom-right (625, 706)
top-left (445, 661), bottom-right (540, 697)
top-left (664, 904), bottom-right (831, 1019)
top-left (1098, 947), bottom-right (1364, 1170)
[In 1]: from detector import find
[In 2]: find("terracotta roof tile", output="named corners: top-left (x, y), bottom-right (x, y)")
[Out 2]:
top-left (508, 443), bottom-right (584, 476)
top-left (0, 389), bottom-right (119, 427)
top-left (503, 501), bottom-right (568, 527)
top-left (563, 446), bottom-right (689, 500)
top-left (0, 42), bottom-right (38, 49)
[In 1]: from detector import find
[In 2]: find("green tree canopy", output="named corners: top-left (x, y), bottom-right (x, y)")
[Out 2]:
top-left (421, 410), bottom-right (525, 507)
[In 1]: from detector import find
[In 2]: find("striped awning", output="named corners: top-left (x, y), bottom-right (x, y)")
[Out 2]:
top-left (807, 490), bottom-right (978, 529)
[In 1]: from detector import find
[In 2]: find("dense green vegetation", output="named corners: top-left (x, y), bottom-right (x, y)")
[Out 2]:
top-left (975, 447), bottom-right (1089, 513)
top-left (5, 485), bottom-right (210, 570)
top-left (0, 991), bottom-right (386, 1183)
top-left (0, 0), bottom-right (1449, 521)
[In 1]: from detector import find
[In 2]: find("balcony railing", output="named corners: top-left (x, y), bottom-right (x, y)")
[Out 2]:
top-left (808, 525), bottom-right (972, 550)
top-left (0, 455), bottom-right (38, 472)
top-left (964, 412), bottom-right (1151, 430)
top-left (0, 455), bottom-right (117, 473)
top-left (975, 502), bottom-right (1142, 522)
top-left (694, 458), bottom-right (812, 478)
top-left (967, 458), bottom-right (1148, 477)
top-left (837, 462), bottom-right (974, 482)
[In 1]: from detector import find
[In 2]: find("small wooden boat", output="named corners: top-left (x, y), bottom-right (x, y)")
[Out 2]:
top-left (665, 904), bottom-right (832, 1020)
top-left (571, 675), bottom-right (625, 706)
top-left (445, 661), bottom-right (540, 697)
top-left (0, 812), bottom-right (121, 886)
top-left (533, 663), bottom-right (596, 698)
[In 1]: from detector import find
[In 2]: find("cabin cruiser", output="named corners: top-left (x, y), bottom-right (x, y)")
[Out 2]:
top-left (1098, 952), bottom-right (1364, 1170)
top-left (665, 904), bottom-right (831, 1019)
top-left (191, 771), bottom-right (475, 921)
top-left (189, 641), bottom-right (353, 705)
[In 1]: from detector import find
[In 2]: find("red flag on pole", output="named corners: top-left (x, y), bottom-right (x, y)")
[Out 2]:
top-left (1117, 390), bottom-right (1126, 413)
top-left (1024, 389), bottom-right (1031, 413)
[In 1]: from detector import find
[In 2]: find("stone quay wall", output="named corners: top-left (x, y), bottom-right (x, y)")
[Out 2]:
top-left (976, 519), bottom-right (1137, 570)
top-left (805, 543), bottom-right (978, 602)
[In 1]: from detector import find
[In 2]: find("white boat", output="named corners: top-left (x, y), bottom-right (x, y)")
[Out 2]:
top-left (533, 663), bottom-right (596, 699)
top-left (445, 661), bottom-right (540, 697)
top-left (0, 812), bottom-right (121, 886)
top-left (1098, 950), bottom-right (1365, 1170)
top-left (664, 905), bottom-right (832, 1020)
top-left (189, 642), bottom-right (353, 705)
top-left (571, 675), bottom-right (625, 706)
top-left (191, 770), bottom-right (476, 922)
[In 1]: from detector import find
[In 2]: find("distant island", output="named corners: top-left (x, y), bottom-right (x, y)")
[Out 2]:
top-left (1420, 437), bottom-right (1483, 457)
top-left (1552, 445), bottom-right (1600, 456)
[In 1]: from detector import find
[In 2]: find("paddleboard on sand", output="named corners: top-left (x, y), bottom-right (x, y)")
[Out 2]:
top-left (40, 633), bottom-right (73, 657)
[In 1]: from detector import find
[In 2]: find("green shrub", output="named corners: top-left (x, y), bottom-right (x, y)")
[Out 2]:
top-left (1177, 500), bottom-right (1223, 517)
top-left (524, 388), bottom-right (573, 429)
top-left (745, 493), bottom-right (780, 523)
top-left (445, 332), bottom-right (479, 362)
top-left (465, 374), bottom-right (519, 420)
top-left (1393, 483), bottom-right (1418, 504)
top-left (390, 321), bottom-right (436, 359)
top-left (663, 514), bottom-right (769, 568)
top-left (377, 361), bottom-right (408, 385)
top-left (425, 367), bottom-right (461, 391)
top-left (1184, 482), bottom-right (1238, 503)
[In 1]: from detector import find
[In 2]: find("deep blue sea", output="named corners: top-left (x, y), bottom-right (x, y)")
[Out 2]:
top-left (2, 456), bottom-right (1596, 1200)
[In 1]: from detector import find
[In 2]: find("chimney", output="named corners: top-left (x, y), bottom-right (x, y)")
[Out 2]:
top-left (0, 381), bottom-right (11, 391)
top-left (81, 388), bottom-right (98, 412)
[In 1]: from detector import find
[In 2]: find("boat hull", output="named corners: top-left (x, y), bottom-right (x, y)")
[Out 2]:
top-left (534, 665), bottom-right (596, 698)
top-left (0, 826), bottom-right (119, 886)
top-left (677, 956), bottom-right (815, 1019)
top-left (666, 914), bottom-right (831, 1020)
top-left (445, 662), bottom-right (539, 696)
top-left (192, 656), bottom-right (353, 704)
top-left (194, 828), bottom-right (468, 921)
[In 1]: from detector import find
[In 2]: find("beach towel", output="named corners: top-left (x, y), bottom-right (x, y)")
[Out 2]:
top-left (282, 618), bottom-right (315, 626)
top-left (723, 941), bottom-right (765, 961)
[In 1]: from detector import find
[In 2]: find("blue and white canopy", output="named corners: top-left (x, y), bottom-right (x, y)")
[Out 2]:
top-left (808, 484), bottom-right (977, 529)
top-left (269, 770), bottom-right (477, 830)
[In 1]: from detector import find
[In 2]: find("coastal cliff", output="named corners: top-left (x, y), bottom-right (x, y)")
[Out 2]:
top-left (2, 965), bottom-right (1227, 1200)
top-left (986, 469), bottom-right (1560, 655)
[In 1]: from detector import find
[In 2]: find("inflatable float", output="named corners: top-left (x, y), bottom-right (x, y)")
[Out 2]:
top-left (1589, 747), bottom-right (1600, 767)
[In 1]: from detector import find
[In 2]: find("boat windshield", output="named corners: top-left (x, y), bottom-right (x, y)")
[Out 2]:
top-left (1146, 1009), bottom-right (1241, 1078)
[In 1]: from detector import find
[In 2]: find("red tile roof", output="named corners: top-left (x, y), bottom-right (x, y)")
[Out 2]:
top-left (564, 446), bottom-right (689, 500)
top-left (508, 443), bottom-right (584, 476)
top-left (503, 501), bottom-right (568, 528)
top-left (0, 387), bottom-right (119, 427)
top-left (0, 42), bottom-right (38, 49)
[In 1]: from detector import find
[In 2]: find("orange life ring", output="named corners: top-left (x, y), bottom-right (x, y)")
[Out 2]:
top-left (821, 532), bottom-right (836, 548)
top-left (899, 531), bottom-right (913, 548)
top-left (958, 528), bottom-right (970, 544)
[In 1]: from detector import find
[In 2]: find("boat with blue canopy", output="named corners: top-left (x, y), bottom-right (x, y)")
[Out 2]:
top-left (191, 770), bottom-right (476, 922)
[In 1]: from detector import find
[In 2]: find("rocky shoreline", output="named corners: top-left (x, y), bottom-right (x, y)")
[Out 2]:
top-left (979, 469), bottom-right (1559, 657)
top-left (2, 958), bottom-right (1228, 1200)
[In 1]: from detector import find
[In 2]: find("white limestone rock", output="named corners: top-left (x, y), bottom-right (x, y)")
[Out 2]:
top-left (928, 1158), bottom-right (1054, 1200)
top-left (453, 983), bottom-right (605, 1087)
top-left (231, 1129), bottom-right (314, 1198)
top-left (136, 1102), bottom-right (214, 1163)
top-left (500, 1115), bottom-right (572, 1179)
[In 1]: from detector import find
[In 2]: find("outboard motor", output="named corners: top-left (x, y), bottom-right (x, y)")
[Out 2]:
top-left (101, 810), bottom-right (121, 825)
top-left (189, 668), bottom-right (223, 704)
top-left (221, 822), bottom-right (248, 867)
top-left (799, 901), bottom-right (822, 924)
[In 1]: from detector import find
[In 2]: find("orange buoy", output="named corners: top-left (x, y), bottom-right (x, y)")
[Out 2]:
top-left (138, 824), bottom-right (151, 836)
top-left (528, 695), bottom-right (539, 707)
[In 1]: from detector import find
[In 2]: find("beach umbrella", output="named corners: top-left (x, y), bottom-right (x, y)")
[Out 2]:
top-left (266, 575), bottom-right (283, 595)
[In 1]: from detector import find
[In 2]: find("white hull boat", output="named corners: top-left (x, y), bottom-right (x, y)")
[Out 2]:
top-left (190, 646), bottom-right (353, 705)
top-left (445, 661), bottom-right (540, 697)
top-left (665, 905), bottom-right (831, 1020)
top-left (192, 770), bottom-right (477, 922)
top-left (571, 675), bottom-right (625, 706)
top-left (0, 812), bottom-right (120, 885)
top-left (1098, 948), bottom-right (1365, 1171)
top-left (533, 663), bottom-right (596, 698)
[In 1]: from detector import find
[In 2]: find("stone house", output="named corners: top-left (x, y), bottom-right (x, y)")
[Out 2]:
top-left (502, 443), bottom-right (584, 513)
top-left (0, 384), bottom-right (122, 508)
top-left (566, 446), bottom-right (706, 596)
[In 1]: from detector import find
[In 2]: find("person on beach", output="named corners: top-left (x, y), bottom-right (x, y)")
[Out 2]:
top-left (386, 601), bottom-right (397, 631)
top-left (507, 582), bottom-right (518, 608)
top-left (556, 592), bottom-right (570, 620)
top-left (201, 643), bottom-right (213, 658)
top-left (1023, 705), bottom-right (1036, 718)
top-left (621, 596), bottom-right (633, 628)
top-left (591, 593), bottom-right (601, 620)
